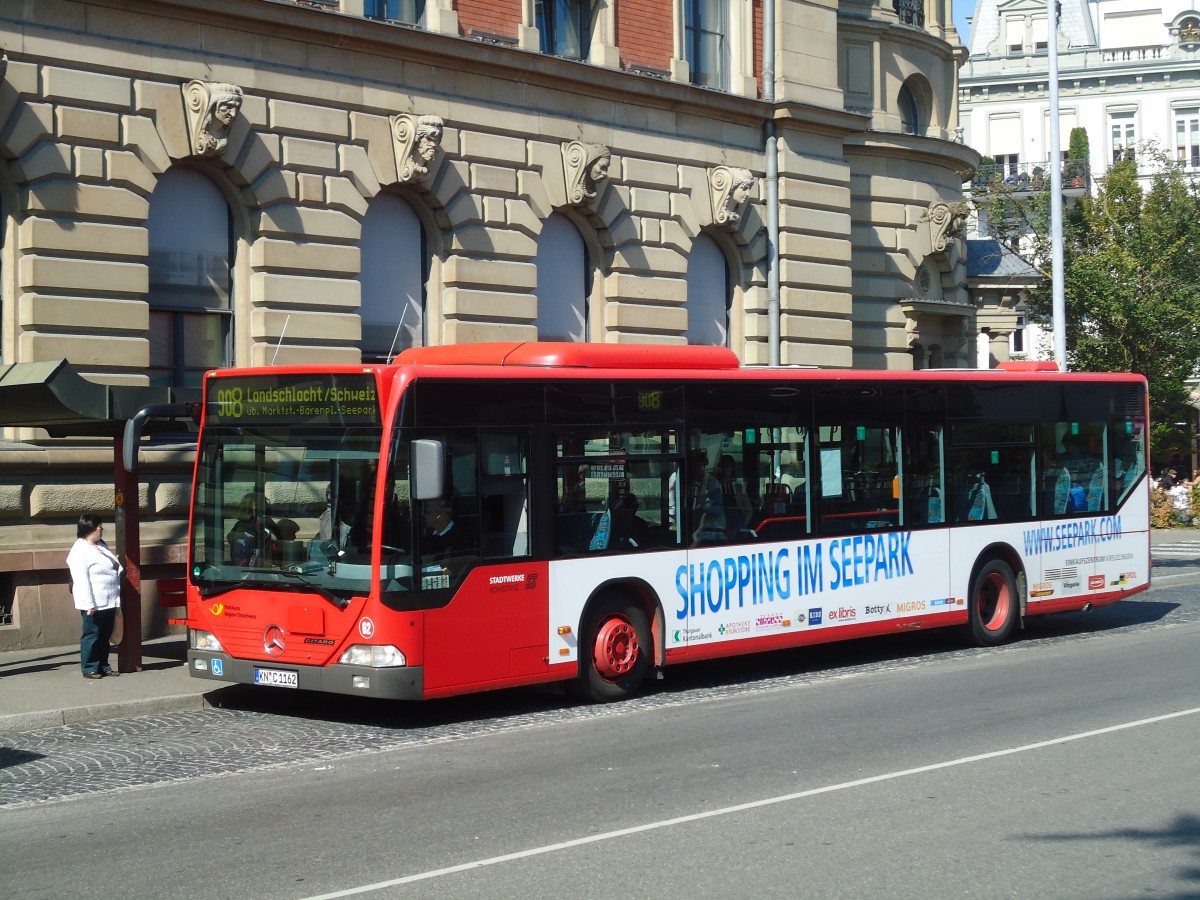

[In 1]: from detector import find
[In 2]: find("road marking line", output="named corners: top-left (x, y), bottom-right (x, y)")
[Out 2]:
top-left (303, 705), bottom-right (1200, 898)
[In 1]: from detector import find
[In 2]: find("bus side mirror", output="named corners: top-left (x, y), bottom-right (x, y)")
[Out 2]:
top-left (412, 439), bottom-right (445, 501)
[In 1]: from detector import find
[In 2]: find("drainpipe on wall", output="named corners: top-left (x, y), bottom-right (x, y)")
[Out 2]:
top-left (764, 0), bottom-right (780, 366)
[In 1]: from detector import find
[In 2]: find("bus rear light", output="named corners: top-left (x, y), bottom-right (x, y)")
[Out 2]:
top-left (190, 629), bottom-right (224, 653)
top-left (559, 648), bottom-right (571, 656)
top-left (337, 644), bottom-right (406, 667)
top-left (557, 626), bottom-right (572, 635)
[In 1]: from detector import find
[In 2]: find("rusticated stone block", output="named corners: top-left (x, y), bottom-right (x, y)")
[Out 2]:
top-left (57, 105), bottom-right (120, 144)
top-left (0, 484), bottom-right (25, 519)
top-left (44, 67), bottom-right (131, 110)
top-left (21, 218), bottom-right (147, 258)
top-left (19, 256), bottom-right (148, 295)
top-left (30, 483), bottom-right (148, 519)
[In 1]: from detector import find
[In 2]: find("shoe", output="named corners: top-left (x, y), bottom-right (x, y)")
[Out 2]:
top-left (102, 669), bottom-right (119, 677)
top-left (82, 672), bottom-right (103, 680)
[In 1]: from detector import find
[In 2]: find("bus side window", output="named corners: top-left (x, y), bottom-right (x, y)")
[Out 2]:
top-left (1040, 421), bottom-right (1107, 516)
top-left (1110, 415), bottom-right (1144, 508)
top-left (902, 425), bottom-right (944, 527)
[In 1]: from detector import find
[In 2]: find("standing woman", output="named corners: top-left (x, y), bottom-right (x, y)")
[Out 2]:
top-left (67, 513), bottom-right (123, 679)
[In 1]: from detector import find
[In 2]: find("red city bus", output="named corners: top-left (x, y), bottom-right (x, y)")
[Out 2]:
top-left (184, 343), bottom-right (1150, 702)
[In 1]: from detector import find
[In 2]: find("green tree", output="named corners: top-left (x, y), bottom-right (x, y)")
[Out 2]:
top-left (1019, 152), bottom-right (1200, 438)
top-left (1065, 127), bottom-right (1089, 185)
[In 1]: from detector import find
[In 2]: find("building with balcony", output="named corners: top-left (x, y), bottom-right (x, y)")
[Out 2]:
top-left (959, 0), bottom-right (1200, 364)
top-left (0, 0), bottom-right (972, 648)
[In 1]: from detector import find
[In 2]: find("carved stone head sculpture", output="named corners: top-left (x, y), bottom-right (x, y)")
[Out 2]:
top-left (710, 166), bottom-right (756, 226)
top-left (563, 141), bottom-right (611, 206)
top-left (393, 113), bottom-right (445, 183)
top-left (183, 80), bottom-right (244, 158)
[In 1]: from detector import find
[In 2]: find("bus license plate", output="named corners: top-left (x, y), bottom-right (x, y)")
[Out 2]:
top-left (254, 667), bottom-right (299, 689)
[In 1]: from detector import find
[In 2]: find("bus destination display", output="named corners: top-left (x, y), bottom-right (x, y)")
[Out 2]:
top-left (207, 373), bottom-right (380, 425)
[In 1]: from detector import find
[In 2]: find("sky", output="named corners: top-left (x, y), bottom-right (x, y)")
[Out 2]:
top-left (953, 0), bottom-right (974, 45)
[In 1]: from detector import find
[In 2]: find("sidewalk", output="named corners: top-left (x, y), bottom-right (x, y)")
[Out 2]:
top-left (0, 635), bottom-right (228, 733)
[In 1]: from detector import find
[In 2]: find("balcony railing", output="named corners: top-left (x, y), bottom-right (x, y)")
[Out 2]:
top-left (893, 0), bottom-right (924, 28)
top-left (1101, 46), bottom-right (1164, 63)
top-left (967, 160), bottom-right (1092, 192)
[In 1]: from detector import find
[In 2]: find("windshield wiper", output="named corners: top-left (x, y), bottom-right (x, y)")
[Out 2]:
top-left (272, 568), bottom-right (351, 610)
top-left (196, 580), bottom-right (244, 601)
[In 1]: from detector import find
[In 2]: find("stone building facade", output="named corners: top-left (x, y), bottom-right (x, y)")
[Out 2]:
top-left (0, 0), bottom-right (974, 649)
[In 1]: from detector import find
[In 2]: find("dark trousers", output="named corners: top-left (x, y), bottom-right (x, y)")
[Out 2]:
top-left (80, 608), bottom-right (117, 674)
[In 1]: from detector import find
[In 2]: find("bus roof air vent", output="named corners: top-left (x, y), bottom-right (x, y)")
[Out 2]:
top-left (394, 342), bottom-right (741, 370)
top-left (996, 360), bottom-right (1059, 372)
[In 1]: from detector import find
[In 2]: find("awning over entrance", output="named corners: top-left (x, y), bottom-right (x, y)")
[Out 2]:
top-left (0, 359), bottom-right (199, 438)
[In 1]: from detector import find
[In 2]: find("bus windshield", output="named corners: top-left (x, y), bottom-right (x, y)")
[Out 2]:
top-left (189, 372), bottom-right (404, 602)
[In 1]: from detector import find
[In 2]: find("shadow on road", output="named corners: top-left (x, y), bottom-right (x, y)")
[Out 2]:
top-left (202, 592), bottom-right (1184, 734)
top-left (1019, 812), bottom-right (1200, 899)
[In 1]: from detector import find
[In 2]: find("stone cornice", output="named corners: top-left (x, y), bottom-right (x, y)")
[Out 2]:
top-left (843, 131), bottom-right (981, 173)
top-left (773, 103), bottom-right (869, 139)
top-left (838, 14), bottom-right (965, 62)
top-left (10, 0), bottom-right (775, 130)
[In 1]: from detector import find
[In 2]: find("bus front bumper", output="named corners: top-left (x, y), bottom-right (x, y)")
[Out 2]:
top-left (187, 651), bottom-right (424, 700)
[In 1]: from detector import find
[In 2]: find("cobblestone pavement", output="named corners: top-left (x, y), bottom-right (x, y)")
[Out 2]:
top-left (2, 583), bottom-right (1197, 811)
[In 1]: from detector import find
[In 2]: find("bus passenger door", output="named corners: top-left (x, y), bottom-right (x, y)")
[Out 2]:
top-left (422, 430), bottom-right (547, 692)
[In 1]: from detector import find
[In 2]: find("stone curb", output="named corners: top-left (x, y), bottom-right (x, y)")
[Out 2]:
top-left (0, 692), bottom-right (218, 734)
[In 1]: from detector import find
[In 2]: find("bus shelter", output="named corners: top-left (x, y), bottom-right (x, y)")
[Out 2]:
top-left (0, 359), bottom-right (198, 670)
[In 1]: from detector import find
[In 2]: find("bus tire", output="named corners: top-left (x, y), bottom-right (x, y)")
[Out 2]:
top-left (573, 593), bottom-right (651, 703)
top-left (965, 558), bottom-right (1019, 646)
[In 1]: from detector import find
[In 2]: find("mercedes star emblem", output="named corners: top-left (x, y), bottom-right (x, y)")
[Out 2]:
top-left (263, 624), bottom-right (286, 657)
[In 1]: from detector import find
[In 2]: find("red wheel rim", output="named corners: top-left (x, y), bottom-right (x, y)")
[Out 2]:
top-left (592, 616), bottom-right (639, 680)
top-left (979, 571), bottom-right (1012, 632)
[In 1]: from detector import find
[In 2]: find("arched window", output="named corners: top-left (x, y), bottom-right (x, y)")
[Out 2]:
top-left (686, 232), bottom-right (730, 346)
top-left (535, 213), bottom-right (590, 342)
top-left (147, 167), bottom-right (232, 389)
top-left (358, 193), bottom-right (425, 362)
top-left (899, 84), bottom-right (920, 135)
top-left (537, 0), bottom-right (590, 58)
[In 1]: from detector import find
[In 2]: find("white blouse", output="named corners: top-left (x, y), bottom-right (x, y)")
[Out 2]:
top-left (66, 538), bottom-right (123, 612)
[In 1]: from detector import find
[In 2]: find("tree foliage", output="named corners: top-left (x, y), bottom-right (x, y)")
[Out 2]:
top-left (1009, 152), bottom-right (1200, 436)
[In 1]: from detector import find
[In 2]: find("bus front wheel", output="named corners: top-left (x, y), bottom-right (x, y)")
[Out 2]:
top-left (573, 594), bottom-right (651, 703)
top-left (966, 558), bottom-right (1019, 646)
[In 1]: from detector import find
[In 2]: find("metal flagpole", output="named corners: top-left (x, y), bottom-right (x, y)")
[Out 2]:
top-left (1048, 0), bottom-right (1067, 370)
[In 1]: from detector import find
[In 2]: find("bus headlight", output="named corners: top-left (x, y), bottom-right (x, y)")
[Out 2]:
top-left (190, 629), bottom-right (224, 652)
top-left (337, 645), bottom-right (406, 667)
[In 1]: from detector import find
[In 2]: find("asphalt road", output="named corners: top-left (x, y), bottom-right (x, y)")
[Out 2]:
top-left (3, 541), bottom-right (1200, 899)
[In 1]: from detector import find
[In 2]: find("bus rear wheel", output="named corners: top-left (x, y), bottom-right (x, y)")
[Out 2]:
top-left (966, 558), bottom-right (1018, 646)
top-left (574, 594), bottom-right (651, 703)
